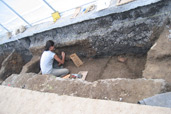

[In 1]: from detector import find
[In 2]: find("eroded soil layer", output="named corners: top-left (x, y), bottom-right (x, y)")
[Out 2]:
top-left (2, 73), bottom-right (166, 103)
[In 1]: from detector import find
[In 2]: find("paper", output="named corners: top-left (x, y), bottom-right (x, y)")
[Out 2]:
top-left (78, 71), bottom-right (88, 80)
top-left (116, 0), bottom-right (135, 6)
top-left (96, 0), bottom-right (111, 11)
top-left (71, 7), bottom-right (81, 18)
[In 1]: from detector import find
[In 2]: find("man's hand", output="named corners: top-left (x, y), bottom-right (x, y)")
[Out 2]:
top-left (54, 51), bottom-right (65, 65)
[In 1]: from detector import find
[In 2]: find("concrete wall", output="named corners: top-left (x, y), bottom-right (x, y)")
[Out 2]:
top-left (0, 86), bottom-right (170, 114)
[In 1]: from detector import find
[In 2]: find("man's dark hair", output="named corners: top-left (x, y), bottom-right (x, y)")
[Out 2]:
top-left (44, 40), bottom-right (54, 51)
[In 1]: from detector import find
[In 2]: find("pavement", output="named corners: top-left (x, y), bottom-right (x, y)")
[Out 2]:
top-left (138, 92), bottom-right (171, 108)
top-left (0, 85), bottom-right (170, 114)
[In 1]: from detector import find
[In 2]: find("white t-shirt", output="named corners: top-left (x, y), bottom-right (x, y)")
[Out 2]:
top-left (40, 51), bottom-right (55, 74)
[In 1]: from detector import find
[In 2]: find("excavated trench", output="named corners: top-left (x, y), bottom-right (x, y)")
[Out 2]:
top-left (20, 52), bottom-right (147, 82)
top-left (0, 0), bottom-right (171, 103)
top-left (0, 39), bottom-right (148, 83)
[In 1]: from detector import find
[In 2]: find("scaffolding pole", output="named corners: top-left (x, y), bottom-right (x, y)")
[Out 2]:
top-left (0, 23), bottom-right (10, 32)
top-left (0, 0), bottom-right (32, 27)
top-left (42, 0), bottom-right (56, 12)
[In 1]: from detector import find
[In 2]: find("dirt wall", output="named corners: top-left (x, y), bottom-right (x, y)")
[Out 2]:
top-left (0, 0), bottom-right (170, 80)
top-left (0, 1), bottom-right (170, 58)
top-left (2, 73), bottom-right (166, 103)
top-left (28, 0), bottom-right (171, 57)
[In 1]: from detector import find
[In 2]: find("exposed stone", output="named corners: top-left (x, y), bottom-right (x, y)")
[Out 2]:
top-left (0, 79), bottom-right (3, 85)
top-left (20, 56), bottom-right (40, 74)
top-left (0, 1), bottom-right (170, 61)
top-left (0, 39), bottom-right (32, 64)
top-left (143, 27), bottom-right (171, 85)
top-left (0, 50), bottom-right (24, 80)
top-left (117, 56), bottom-right (127, 63)
top-left (2, 73), bottom-right (166, 103)
top-left (12, 0), bottom-right (171, 58)
top-left (0, 52), bottom-right (10, 69)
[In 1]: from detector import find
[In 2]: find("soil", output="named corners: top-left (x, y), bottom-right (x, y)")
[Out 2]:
top-left (2, 73), bottom-right (165, 103)
top-left (64, 54), bottom-right (147, 82)
top-left (143, 27), bottom-right (171, 84)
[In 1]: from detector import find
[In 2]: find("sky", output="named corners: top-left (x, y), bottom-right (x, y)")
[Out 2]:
top-left (0, 0), bottom-right (96, 35)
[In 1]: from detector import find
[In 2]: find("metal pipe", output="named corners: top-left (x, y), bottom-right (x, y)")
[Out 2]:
top-left (42, 0), bottom-right (56, 12)
top-left (0, 23), bottom-right (10, 32)
top-left (0, 0), bottom-right (32, 26)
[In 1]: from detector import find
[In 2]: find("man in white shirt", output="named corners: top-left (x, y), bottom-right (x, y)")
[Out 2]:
top-left (40, 40), bottom-right (69, 77)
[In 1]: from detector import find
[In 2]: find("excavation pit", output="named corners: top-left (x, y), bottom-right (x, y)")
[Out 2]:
top-left (65, 54), bottom-right (146, 82)
top-left (19, 54), bottom-right (147, 82)
top-left (0, 0), bottom-right (171, 105)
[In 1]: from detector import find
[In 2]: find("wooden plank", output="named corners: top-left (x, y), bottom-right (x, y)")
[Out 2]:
top-left (71, 7), bottom-right (81, 19)
top-left (70, 53), bottom-right (83, 67)
top-left (116, 0), bottom-right (135, 6)
top-left (78, 71), bottom-right (88, 80)
top-left (62, 74), bottom-right (70, 79)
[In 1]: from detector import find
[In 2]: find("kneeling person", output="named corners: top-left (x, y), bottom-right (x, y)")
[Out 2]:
top-left (40, 40), bottom-right (69, 77)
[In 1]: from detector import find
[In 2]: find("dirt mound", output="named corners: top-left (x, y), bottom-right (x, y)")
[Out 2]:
top-left (143, 27), bottom-right (171, 85)
top-left (2, 73), bottom-right (166, 103)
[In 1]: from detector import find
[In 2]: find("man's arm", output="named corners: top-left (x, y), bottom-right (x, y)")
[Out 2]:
top-left (54, 52), bottom-right (65, 65)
